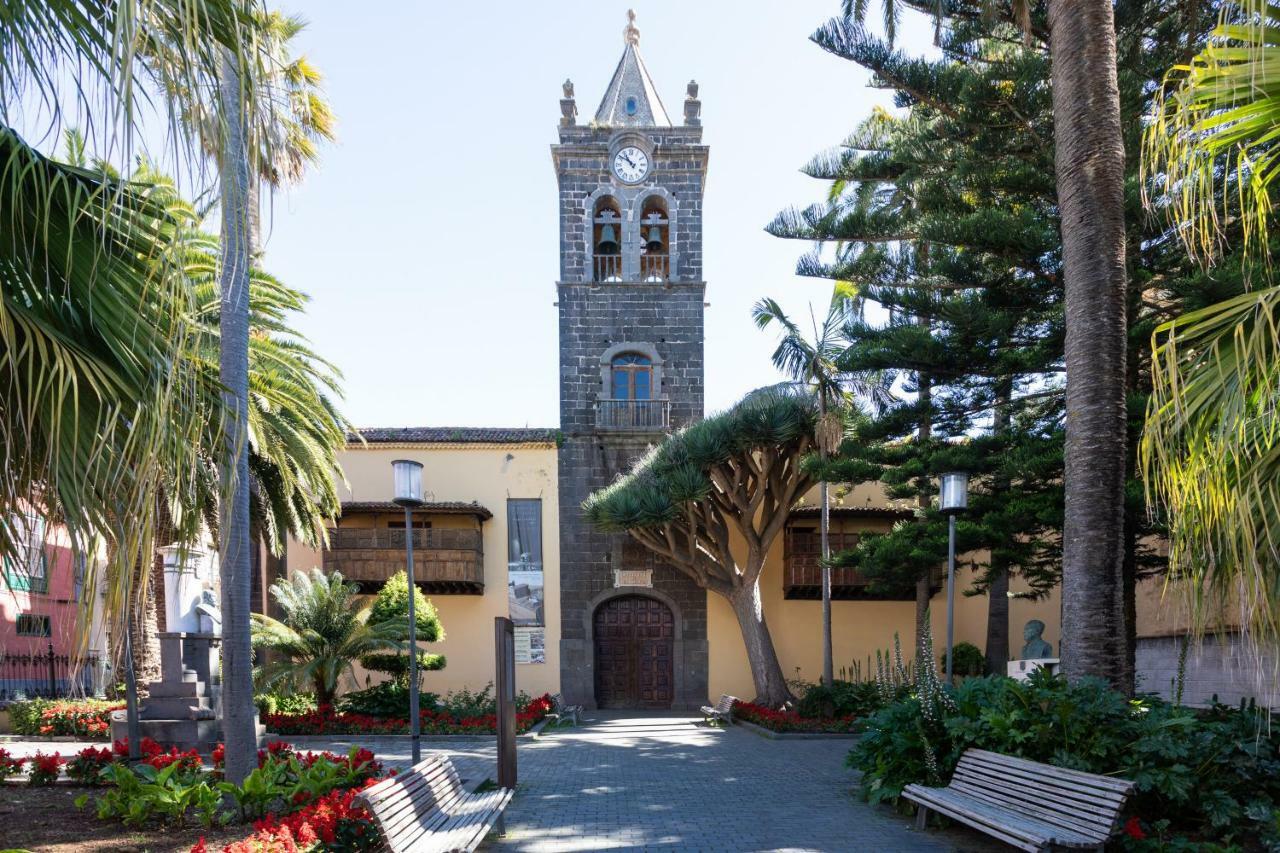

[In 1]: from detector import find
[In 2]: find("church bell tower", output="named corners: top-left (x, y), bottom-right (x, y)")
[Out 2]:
top-left (554, 11), bottom-right (709, 710)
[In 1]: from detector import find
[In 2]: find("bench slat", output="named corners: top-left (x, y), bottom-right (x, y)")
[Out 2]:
top-left (905, 749), bottom-right (1134, 853)
top-left (953, 762), bottom-right (1128, 820)
top-left (908, 785), bottom-right (1108, 850)
top-left (947, 779), bottom-right (1114, 839)
top-left (354, 755), bottom-right (512, 853)
top-left (957, 756), bottom-right (1129, 806)
top-left (905, 786), bottom-right (1049, 853)
top-left (966, 749), bottom-right (1135, 794)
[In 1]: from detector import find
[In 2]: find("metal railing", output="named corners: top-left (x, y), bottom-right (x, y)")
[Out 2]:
top-left (593, 254), bottom-right (623, 282)
top-left (0, 644), bottom-right (101, 702)
top-left (639, 254), bottom-right (668, 281)
top-left (595, 398), bottom-right (671, 432)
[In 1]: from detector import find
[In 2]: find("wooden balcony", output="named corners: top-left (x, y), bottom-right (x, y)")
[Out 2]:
top-left (322, 528), bottom-right (484, 594)
top-left (783, 528), bottom-right (932, 600)
top-left (595, 398), bottom-right (671, 433)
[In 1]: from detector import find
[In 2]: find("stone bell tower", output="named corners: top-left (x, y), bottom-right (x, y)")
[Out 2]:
top-left (554, 10), bottom-right (709, 710)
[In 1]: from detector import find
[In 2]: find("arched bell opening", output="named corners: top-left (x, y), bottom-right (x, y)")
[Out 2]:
top-left (638, 196), bottom-right (669, 281)
top-left (593, 197), bottom-right (623, 282)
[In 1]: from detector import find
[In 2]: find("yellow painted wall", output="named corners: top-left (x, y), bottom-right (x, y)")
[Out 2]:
top-left (707, 508), bottom-right (1063, 700)
top-left (285, 443), bottom-right (560, 699)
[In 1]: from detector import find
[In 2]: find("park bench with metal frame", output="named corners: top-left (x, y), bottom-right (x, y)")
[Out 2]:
top-left (548, 692), bottom-right (582, 726)
top-left (700, 693), bottom-right (737, 724)
top-left (904, 748), bottom-right (1135, 852)
top-left (353, 755), bottom-right (513, 852)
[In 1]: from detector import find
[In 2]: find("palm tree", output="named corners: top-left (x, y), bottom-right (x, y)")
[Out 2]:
top-left (1046, 0), bottom-right (1132, 693)
top-left (842, 0), bottom-right (1132, 692)
top-left (0, 0), bottom-right (273, 639)
top-left (753, 289), bottom-right (885, 688)
top-left (252, 569), bottom-right (403, 707)
top-left (218, 46), bottom-right (258, 785)
top-left (1142, 2), bottom-right (1280, 652)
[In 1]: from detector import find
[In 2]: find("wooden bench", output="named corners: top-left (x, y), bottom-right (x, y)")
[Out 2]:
top-left (903, 749), bottom-right (1135, 852)
top-left (700, 694), bottom-right (737, 724)
top-left (353, 755), bottom-right (513, 853)
top-left (548, 692), bottom-right (582, 726)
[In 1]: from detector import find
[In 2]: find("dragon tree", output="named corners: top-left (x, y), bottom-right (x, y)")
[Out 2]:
top-left (583, 386), bottom-right (821, 707)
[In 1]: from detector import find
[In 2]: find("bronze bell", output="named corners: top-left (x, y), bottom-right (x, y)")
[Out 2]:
top-left (644, 226), bottom-right (665, 253)
top-left (596, 224), bottom-right (619, 255)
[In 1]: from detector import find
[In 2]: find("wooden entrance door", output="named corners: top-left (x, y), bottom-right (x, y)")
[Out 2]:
top-left (593, 595), bottom-right (674, 709)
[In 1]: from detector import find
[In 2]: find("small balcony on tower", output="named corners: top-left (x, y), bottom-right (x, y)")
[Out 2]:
top-left (595, 351), bottom-right (671, 432)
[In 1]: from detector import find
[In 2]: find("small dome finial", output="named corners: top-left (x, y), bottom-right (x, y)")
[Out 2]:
top-left (624, 9), bottom-right (640, 46)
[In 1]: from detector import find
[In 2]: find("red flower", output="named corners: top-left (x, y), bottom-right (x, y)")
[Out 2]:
top-left (1124, 817), bottom-right (1146, 840)
top-left (28, 751), bottom-right (65, 786)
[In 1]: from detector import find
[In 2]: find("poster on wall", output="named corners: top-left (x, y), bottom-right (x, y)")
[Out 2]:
top-left (507, 570), bottom-right (544, 626)
top-left (507, 499), bottom-right (545, 627)
top-left (514, 627), bottom-right (545, 665)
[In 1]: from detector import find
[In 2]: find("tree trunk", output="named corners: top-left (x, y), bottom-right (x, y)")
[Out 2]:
top-left (1048, 0), bottom-right (1131, 693)
top-left (985, 379), bottom-right (1013, 675)
top-left (728, 578), bottom-right (791, 707)
top-left (820, 478), bottom-right (833, 688)
top-left (218, 49), bottom-right (259, 784)
top-left (246, 178), bottom-right (262, 263)
top-left (130, 561), bottom-right (161, 696)
top-left (915, 331), bottom-right (934, 647)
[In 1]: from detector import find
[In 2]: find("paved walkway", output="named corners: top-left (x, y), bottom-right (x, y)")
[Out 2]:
top-left (6, 714), bottom-right (1005, 852)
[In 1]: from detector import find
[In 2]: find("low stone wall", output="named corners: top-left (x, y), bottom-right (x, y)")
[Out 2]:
top-left (1136, 632), bottom-right (1279, 709)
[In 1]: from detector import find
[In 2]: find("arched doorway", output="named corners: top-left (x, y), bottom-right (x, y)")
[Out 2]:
top-left (593, 595), bottom-right (674, 709)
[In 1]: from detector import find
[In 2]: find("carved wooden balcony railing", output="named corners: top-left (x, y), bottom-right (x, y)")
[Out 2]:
top-left (783, 528), bottom-right (936, 600)
top-left (322, 528), bottom-right (484, 594)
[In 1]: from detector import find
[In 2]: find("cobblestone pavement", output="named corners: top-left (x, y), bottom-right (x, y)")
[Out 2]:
top-left (4, 715), bottom-right (1006, 852)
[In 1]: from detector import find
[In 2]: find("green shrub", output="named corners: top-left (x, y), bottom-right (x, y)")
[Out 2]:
top-left (938, 641), bottom-right (985, 677)
top-left (796, 680), bottom-right (882, 719)
top-left (361, 571), bottom-right (447, 686)
top-left (337, 682), bottom-right (440, 718)
top-left (849, 669), bottom-right (1280, 849)
top-left (254, 691), bottom-right (317, 717)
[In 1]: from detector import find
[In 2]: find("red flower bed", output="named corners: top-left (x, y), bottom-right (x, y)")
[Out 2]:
top-left (28, 751), bottom-right (65, 785)
top-left (0, 748), bottom-right (25, 781)
top-left (264, 694), bottom-right (554, 737)
top-left (67, 746), bottom-right (115, 785)
top-left (110, 736), bottom-right (202, 773)
top-left (731, 700), bottom-right (857, 734)
top-left (32, 699), bottom-right (121, 738)
top-left (195, 771), bottom-right (383, 852)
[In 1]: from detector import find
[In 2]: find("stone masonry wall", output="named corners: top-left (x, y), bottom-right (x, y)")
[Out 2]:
top-left (554, 124), bottom-right (709, 710)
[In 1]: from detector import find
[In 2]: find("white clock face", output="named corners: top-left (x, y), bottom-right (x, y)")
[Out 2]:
top-left (612, 147), bottom-right (650, 183)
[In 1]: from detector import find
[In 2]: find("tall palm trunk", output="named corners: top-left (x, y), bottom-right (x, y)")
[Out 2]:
top-left (819, 396), bottom-right (833, 689)
top-left (1048, 0), bottom-right (1132, 693)
top-left (218, 49), bottom-right (258, 783)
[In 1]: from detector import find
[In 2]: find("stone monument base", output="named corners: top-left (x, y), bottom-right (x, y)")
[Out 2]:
top-left (1007, 657), bottom-right (1060, 683)
top-left (110, 632), bottom-right (263, 753)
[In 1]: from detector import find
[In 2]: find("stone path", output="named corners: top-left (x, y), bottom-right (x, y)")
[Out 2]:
top-left (5, 714), bottom-right (1007, 852)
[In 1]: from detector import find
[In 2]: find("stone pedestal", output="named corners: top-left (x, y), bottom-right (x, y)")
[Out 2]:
top-left (110, 632), bottom-right (263, 753)
top-left (1007, 658), bottom-right (1060, 682)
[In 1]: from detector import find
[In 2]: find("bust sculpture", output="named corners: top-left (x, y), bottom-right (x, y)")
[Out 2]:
top-left (1020, 619), bottom-right (1054, 659)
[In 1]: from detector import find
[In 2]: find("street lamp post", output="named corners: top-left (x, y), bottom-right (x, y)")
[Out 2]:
top-left (392, 459), bottom-right (425, 765)
top-left (940, 471), bottom-right (969, 685)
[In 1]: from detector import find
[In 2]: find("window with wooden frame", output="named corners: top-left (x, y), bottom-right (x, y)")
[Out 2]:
top-left (610, 354), bottom-right (653, 400)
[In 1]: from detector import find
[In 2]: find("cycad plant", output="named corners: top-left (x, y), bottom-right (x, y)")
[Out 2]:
top-left (252, 570), bottom-right (404, 707)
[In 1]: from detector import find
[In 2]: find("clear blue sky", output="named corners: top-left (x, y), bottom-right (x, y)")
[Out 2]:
top-left (240, 2), bottom-right (934, 429)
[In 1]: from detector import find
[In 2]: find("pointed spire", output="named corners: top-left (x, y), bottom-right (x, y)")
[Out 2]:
top-left (594, 10), bottom-right (671, 127)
